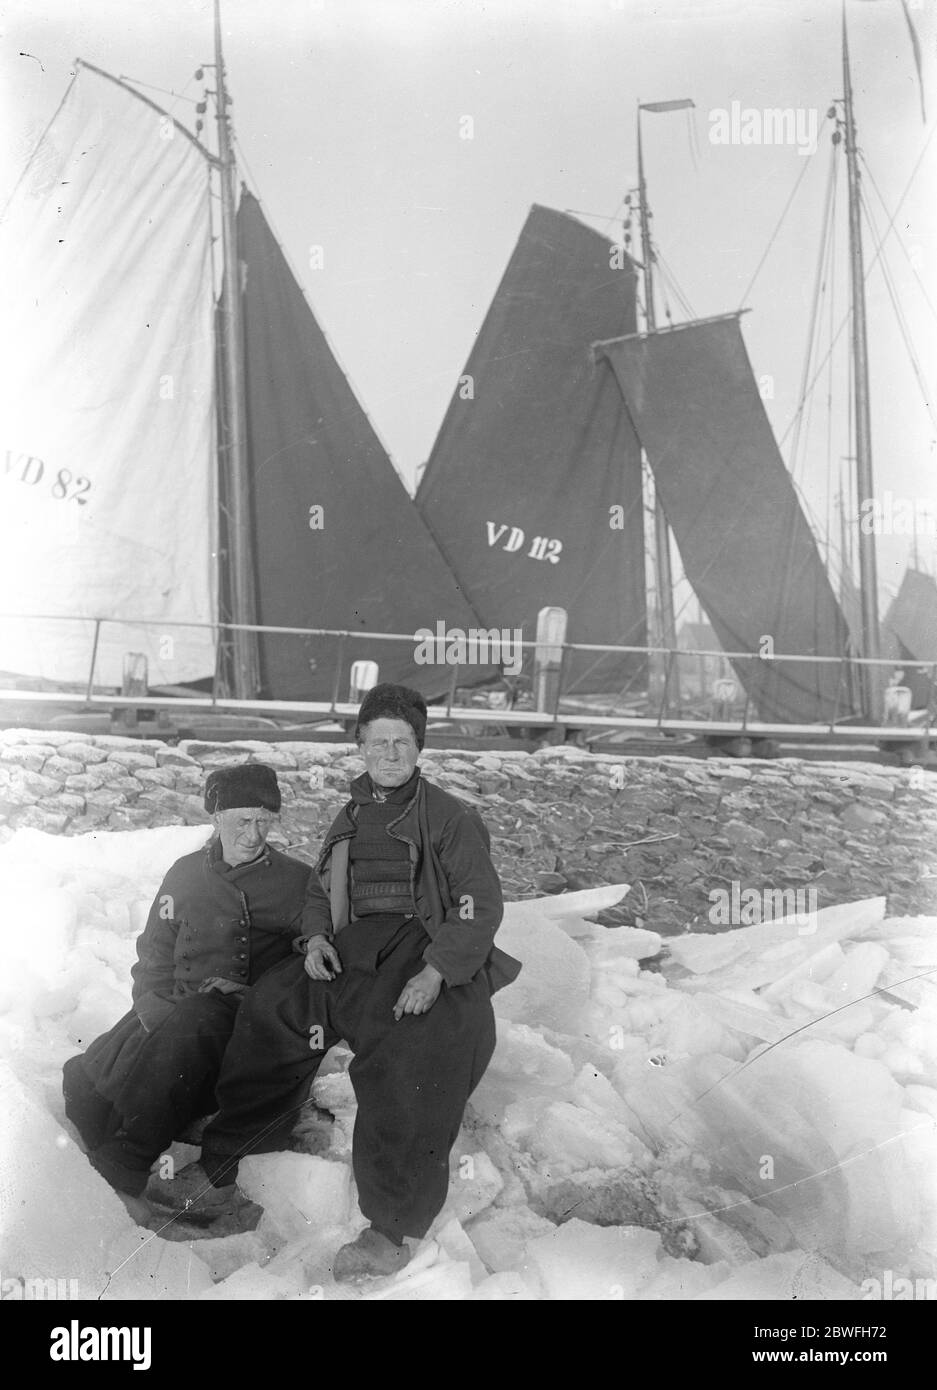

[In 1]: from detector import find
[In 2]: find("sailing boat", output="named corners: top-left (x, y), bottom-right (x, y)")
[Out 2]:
top-left (415, 189), bottom-right (858, 726)
top-left (416, 202), bottom-right (648, 697)
top-left (1, 4), bottom-right (930, 741)
top-left (0, 6), bottom-right (496, 708)
top-left (416, 4), bottom-right (932, 734)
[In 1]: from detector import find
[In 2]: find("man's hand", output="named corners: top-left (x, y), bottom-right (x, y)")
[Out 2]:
top-left (393, 964), bottom-right (443, 1020)
top-left (303, 935), bottom-right (343, 981)
top-left (198, 977), bottom-right (246, 996)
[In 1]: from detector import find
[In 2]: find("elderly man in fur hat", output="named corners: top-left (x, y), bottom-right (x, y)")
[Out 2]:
top-left (62, 763), bottom-right (310, 1218)
top-left (149, 683), bottom-right (521, 1278)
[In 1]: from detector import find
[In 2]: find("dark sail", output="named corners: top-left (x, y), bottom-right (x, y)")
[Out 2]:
top-left (417, 205), bottom-right (647, 693)
top-left (236, 190), bottom-right (495, 700)
top-left (839, 571), bottom-right (863, 656)
top-left (599, 313), bottom-right (859, 723)
top-left (883, 567), bottom-right (937, 707)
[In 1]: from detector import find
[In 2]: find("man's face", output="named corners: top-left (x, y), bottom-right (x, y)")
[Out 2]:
top-left (359, 717), bottom-right (420, 788)
top-left (213, 807), bottom-right (276, 865)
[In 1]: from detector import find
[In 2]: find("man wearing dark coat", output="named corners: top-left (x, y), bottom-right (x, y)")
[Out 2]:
top-left (62, 763), bottom-right (310, 1215)
top-left (148, 684), bottom-right (521, 1279)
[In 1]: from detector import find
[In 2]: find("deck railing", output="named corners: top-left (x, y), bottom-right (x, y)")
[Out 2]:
top-left (0, 612), bottom-right (934, 743)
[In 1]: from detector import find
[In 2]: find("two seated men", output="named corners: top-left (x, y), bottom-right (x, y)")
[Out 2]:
top-left (64, 683), bottom-right (520, 1280)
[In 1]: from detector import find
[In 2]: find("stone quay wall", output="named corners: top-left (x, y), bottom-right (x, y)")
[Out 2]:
top-left (1, 729), bottom-right (936, 934)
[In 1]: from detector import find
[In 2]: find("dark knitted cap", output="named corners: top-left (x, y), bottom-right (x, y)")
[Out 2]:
top-left (355, 682), bottom-right (427, 750)
top-left (204, 763), bottom-right (281, 814)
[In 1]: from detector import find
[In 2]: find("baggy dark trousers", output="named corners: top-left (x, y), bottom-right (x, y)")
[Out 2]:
top-left (62, 992), bottom-right (241, 1196)
top-left (200, 916), bottom-right (496, 1242)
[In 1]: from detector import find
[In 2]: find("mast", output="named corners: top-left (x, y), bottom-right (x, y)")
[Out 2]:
top-left (841, 7), bottom-right (881, 716)
top-left (214, 0), bottom-right (260, 697)
top-left (636, 104), bottom-right (680, 708)
top-left (837, 471), bottom-right (852, 610)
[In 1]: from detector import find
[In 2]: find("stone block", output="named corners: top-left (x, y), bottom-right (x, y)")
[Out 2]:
top-left (229, 742), bottom-right (298, 770)
top-left (136, 788), bottom-right (193, 815)
top-left (182, 796), bottom-right (211, 826)
top-left (722, 819), bottom-right (767, 848)
top-left (178, 741), bottom-right (255, 762)
top-left (289, 745), bottom-right (336, 768)
top-left (133, 767), bottom-right (178, 789)
top-left (15, 805), bottom-right (70, 833)
top-left (106, 750), bottom-right (158, 772)
top-left (840, 803), bottom-right (888, 831)
top-left (0, 746), bottom-right (50, 772)
top-left (155, 748), bottom-right (200, 768)
top-left (5, 767), bottom-right (61, 800)
top-left (107, 808), bottom-right (159, 830)
top-left (64, 769), bottom-right (111, 793)
top-left (0, 728), bottom-right (74, 747)
top-left (93, 760), bottom-right (143, 786)
top-left (42, 756), bottom-right (85, 780)
top-left (57, 742), bottom-right (109, 764)
top-left (67, 813), bottom-right (112, 833)
top-left (92, 736), bottom-right (167, 753)
top-left (84, 789), bottom-right (133, 812)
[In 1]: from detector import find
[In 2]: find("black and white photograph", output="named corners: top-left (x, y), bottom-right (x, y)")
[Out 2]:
top-left (0, 0), bottom-right (935, 1326)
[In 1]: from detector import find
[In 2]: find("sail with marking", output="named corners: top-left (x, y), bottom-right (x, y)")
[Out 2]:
top-left (598, 313), bottom-right (859, 722)
top-left (235, 190), bottom-right (496, 700)
top-left (417, 204), bottom-right (647, 693)
top-left (0, 62), bottom-right (217, 687)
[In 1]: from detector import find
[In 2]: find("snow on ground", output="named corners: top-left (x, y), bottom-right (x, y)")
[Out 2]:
top-left (0, 825), bottom-right (935, 1300)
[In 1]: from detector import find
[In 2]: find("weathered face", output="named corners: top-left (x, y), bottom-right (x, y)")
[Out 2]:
top-left (213, 807), bottom-right (276, 865)
top-left (359, 716), bottom-right (420, 788)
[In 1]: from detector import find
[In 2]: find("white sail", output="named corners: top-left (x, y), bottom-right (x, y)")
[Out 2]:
top-left (0, 64), bottom-right (216, 688)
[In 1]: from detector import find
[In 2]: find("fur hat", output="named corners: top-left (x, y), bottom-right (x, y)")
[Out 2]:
top-left (204, 763), bottom-right (281, 814)
top-left (355, 682), bottom-right (428, 750)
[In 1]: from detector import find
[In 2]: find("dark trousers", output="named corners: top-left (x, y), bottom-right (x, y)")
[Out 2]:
top-left (201, 917), bottom-right (496, 1241)
top-left (63, 992), bottom-right (241, 1196)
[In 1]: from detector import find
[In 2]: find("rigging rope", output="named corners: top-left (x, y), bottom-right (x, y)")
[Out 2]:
top-left (655, 248), bottom-right (697, 321)
top-left (856, 152), bottom-right (934, 322)
top-left (788, 149), bottom-right (838, 485)
top-left (778, 117), bottom-right (937, 449)
top-left (117, 74), bottom-right (197, 107)
top-left (858, 183), bottom-right (937, 433)
top-left (859, 150), bottom-right (937, 324)
top-left (737, 117), bottom-right (828, 309)
top-left (600, 196), bottom-right (627, 239)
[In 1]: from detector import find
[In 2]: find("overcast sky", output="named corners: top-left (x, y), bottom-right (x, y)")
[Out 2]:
top-left (2, 0), bottom-right (934, 596)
